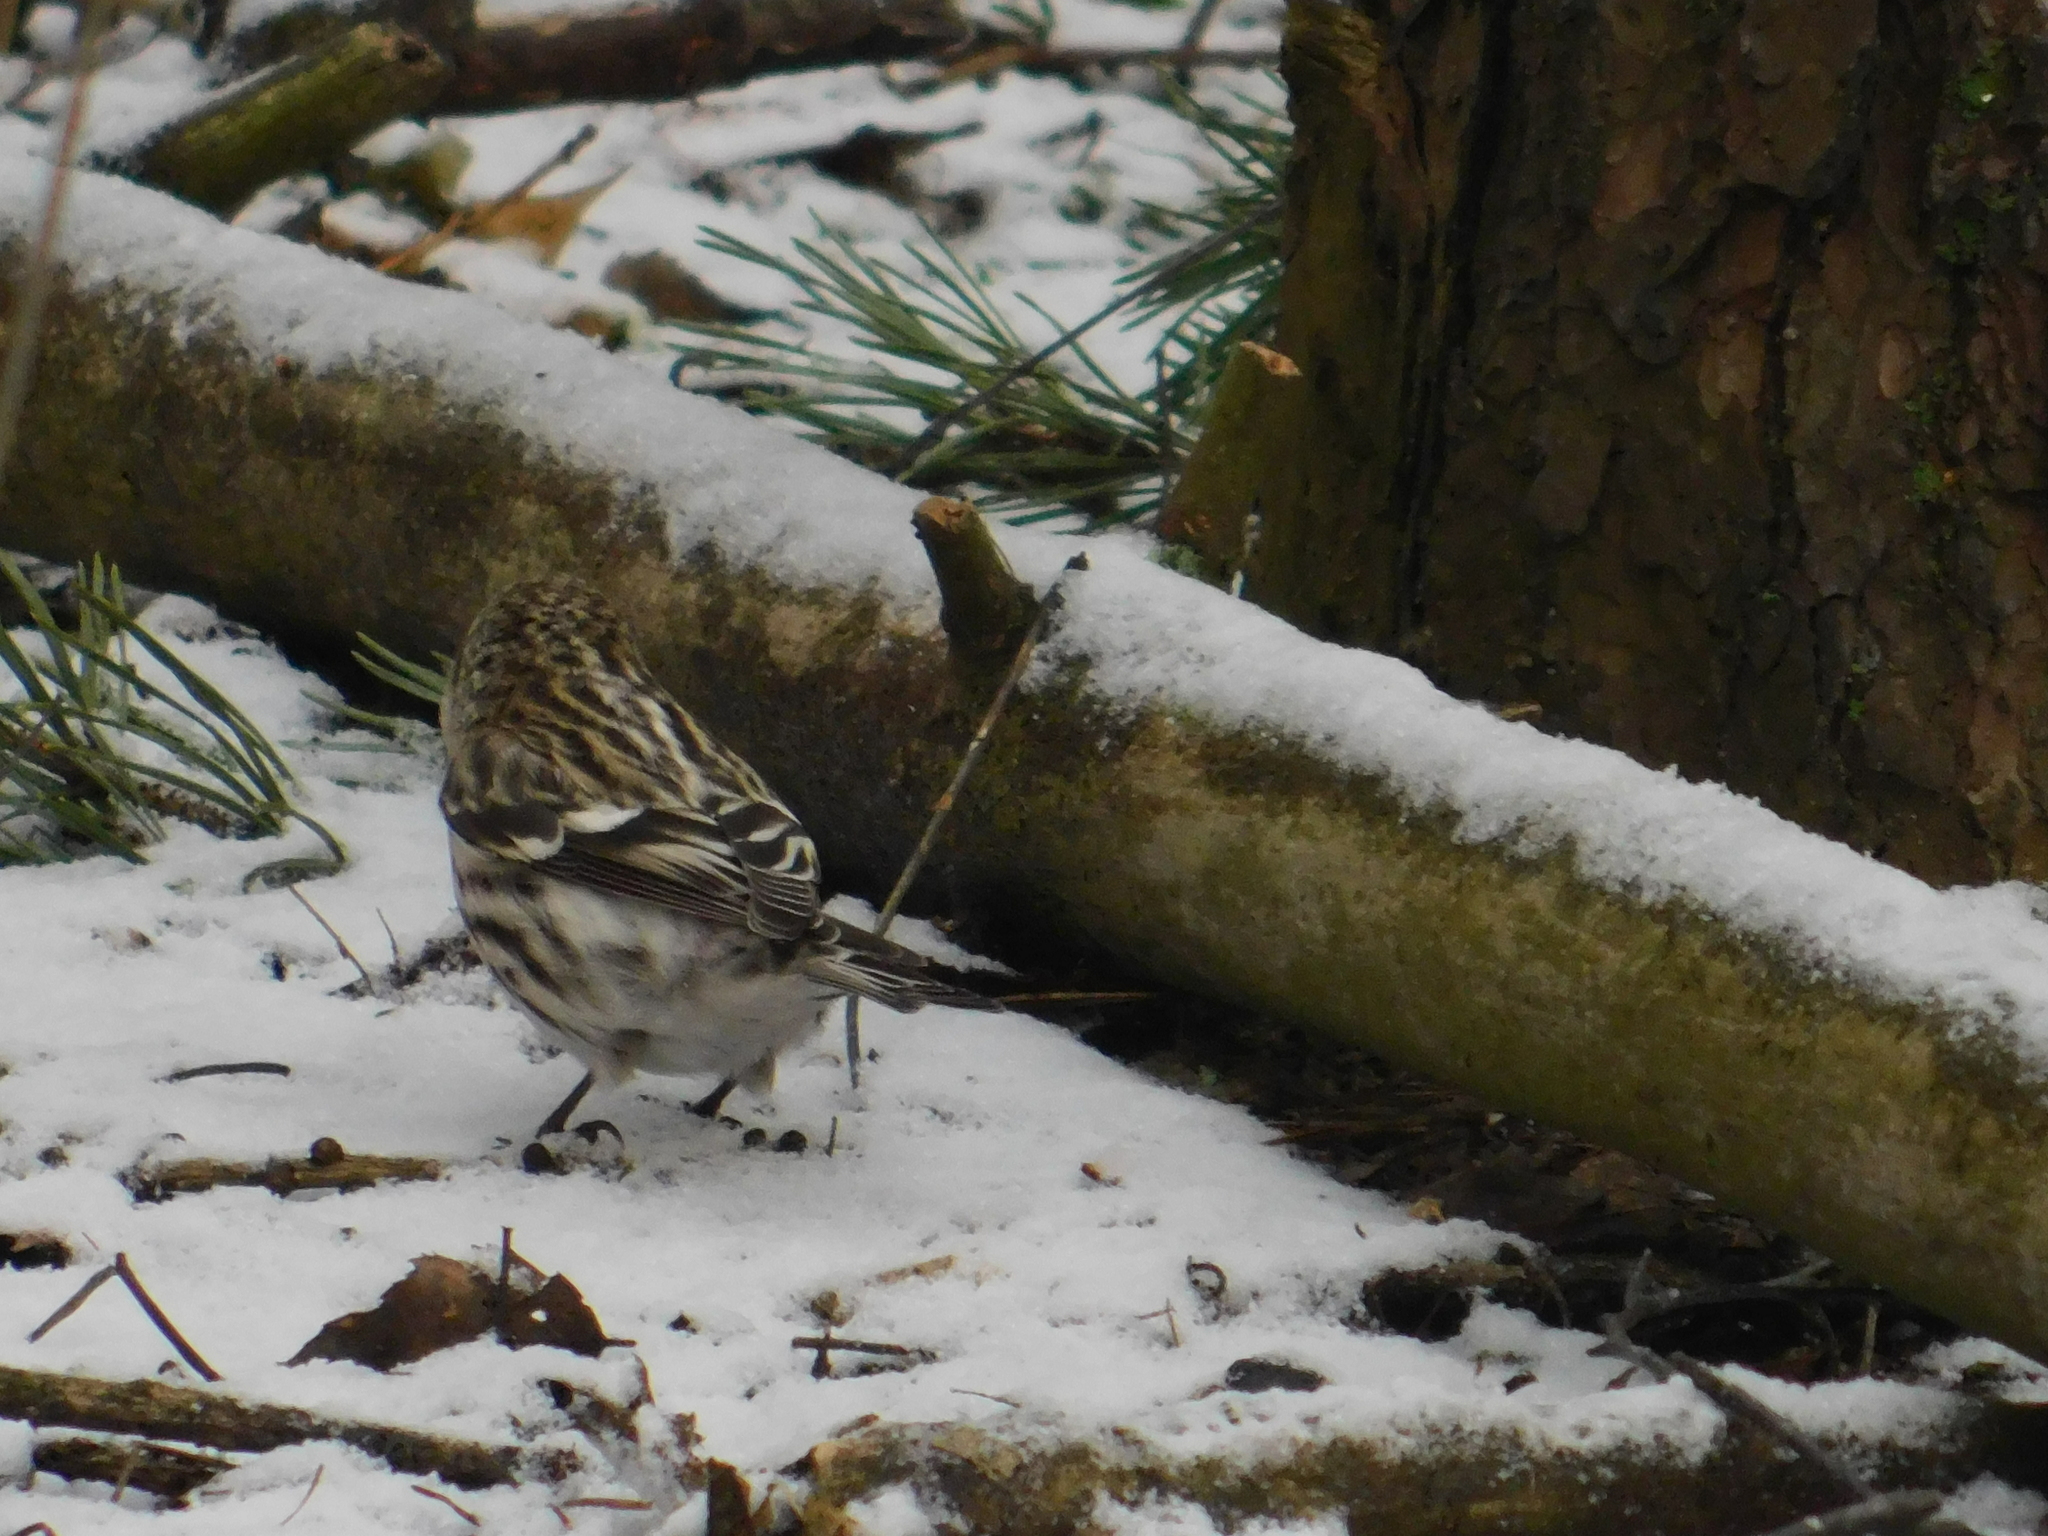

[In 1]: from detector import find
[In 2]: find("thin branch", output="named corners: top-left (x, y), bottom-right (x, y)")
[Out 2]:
top-left (164, 1061), bottom-right (292, 1082)
top-left (379, 122), bottom-right (597, 275)
top-left (288, 883), bottom-right (374, 988)
top-left (1173, 0), bottom-right (1233, 70)
top-left (412, 1485), bottom-right (482, 1525)
top-left (0, 0), bottom-right (114, 493)
top-left (280, 1463), bottom-right (325, 1525)
top-left (27, 1261), bottom-right (117, 1341)
top-left (115, 1252), bottom-right (222, 1381)
top-left (845, 550), bottom-right (1088, 1086)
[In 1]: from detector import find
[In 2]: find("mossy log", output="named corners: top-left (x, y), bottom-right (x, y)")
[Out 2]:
top-left (0, 1364), bottom-right (520, 1488)
top-left (792, 1411), bottom-right (2048, 1536)
top-left (119, 23), bottom-right (451, 215)
top-left (14, 168), bottom-right (2048, 1376)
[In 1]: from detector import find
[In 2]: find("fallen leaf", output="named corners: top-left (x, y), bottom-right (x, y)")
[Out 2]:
top-left (288, 1252), bottom-right (611, 1369)
top-left (467, 170), bottom-right (624, 265)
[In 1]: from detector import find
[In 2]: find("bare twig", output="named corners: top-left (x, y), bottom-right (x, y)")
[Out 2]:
top-left (27, 1260), bottom-right (117, 1341)
top-left (1173, 0), bottom-right (1232, 70)
top-left (1591, 1252), bottom-right (1956, 1532)
top-left (951, 1387), bottom-right (1022, 1407)
top-left (126, 1148), bottom-right (442, 1201)
top-left (793, 1333), bottom-right (935, 1378)
top-left (1137, 1301), bottom-right (1182, 1347)
top-left (412, 1484), bottom-right (482, 1525)
top-left (379, 122), bottom-right (597, 275)
top-left (115, 1252), bottom-right (222, 1381)
top-left (288, 883), bottom-right (374, 988)
top-left (0, 0), bottom-right (114, 492)
top-left (280, 1463), bottom-right (325, 1525)
top-left (164, 1061), bottom-right (292, 1082)
top-left (844, 550), bottom-right (1089, 1086)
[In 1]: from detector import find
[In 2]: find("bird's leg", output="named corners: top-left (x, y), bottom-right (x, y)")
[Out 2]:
top-left (536, 1070), bottom-right (597, 1137)
top-left (689, 1077), bottom-right (738, 1119)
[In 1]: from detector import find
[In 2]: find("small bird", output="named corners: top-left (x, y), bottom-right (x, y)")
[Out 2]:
top-left (439, 575), bottom-right (994, 1144)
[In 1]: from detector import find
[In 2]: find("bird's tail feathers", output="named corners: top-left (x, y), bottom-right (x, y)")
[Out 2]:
top-left (801, 919), bottom-right (1004, 1012)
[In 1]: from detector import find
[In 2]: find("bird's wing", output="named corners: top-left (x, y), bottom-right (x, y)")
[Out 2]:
top-left (441, 727), bottom-right (819, 939)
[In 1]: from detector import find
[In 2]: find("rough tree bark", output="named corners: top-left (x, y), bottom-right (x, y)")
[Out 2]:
top-left (13, 168), bottom-right (2048, 1375)
top-left (1174, 0), bottom-right (2048, 888)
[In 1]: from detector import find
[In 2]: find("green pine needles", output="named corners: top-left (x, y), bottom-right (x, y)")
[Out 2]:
top-left (667, 76), bottom-right (1286, 527)
top-left (0, 553), bottom-right (344, 885)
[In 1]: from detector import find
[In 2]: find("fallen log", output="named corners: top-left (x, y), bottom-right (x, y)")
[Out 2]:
top-left (12, 158), bottom-right (2048, 1371)
top-left (437, 0), bottom-right (968, 114)
top-left (792, 1411), bottom-right (2048, 1536)
top-left (0, 1364), bottom-right (520, 1488)
top-left (118, 23), bottom-right (451, 216)
top-left (219, 0), bottom-right (968, 112)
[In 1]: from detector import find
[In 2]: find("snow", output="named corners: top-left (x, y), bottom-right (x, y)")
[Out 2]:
top-left (0, 599), bottom-right (1911, 1529)
top-left (6, 5), bottom-right (2048, 1521)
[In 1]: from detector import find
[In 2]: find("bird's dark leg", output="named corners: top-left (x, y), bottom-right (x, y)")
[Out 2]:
top-left (689, 1077), bottom-right (738, 1119)
top-left (536, 1070), bottom-right (597, 1138)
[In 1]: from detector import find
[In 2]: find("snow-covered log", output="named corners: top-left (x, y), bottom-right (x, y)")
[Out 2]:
top-left (12, 151), bottom-right (2048, 1371)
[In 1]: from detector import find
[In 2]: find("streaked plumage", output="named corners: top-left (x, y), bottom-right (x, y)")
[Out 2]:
top-left (439, 575), bottom-right (992, 1128)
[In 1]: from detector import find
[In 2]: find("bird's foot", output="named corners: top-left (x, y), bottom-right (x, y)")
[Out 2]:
top-left (519, 1118), bottom-right (626, 1176)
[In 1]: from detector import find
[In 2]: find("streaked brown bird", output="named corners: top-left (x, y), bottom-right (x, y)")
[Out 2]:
top-left (439, 575), bottom-right (993, 1144)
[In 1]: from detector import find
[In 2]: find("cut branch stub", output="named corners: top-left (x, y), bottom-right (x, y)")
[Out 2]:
top-left (911, 496), bottom-right (1036, 661)
top-left (119, 23), bottom-right (451, 215)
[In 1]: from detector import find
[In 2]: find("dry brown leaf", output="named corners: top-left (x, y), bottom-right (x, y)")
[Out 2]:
top-left (466, 170), bottom-right (624, 265)
top-left (288, 1252), bottom-right (610, 1370)
top-left (869, 1254), bottom-right (957, 1285)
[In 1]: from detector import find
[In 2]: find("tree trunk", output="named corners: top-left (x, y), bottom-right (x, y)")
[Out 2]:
top-left (18, 165), bottom-right (2048, 1364)
top-left (1200, 0), bottom-right (2048, 887)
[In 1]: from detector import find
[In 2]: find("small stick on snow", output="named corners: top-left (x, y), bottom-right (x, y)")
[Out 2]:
top-left (279, 1463), bottom-right (325, 1525)
top-left (27, 1261), bottom-right (117, 1342)
top-left (951, 1387), bottom-right (1021, 1407)
top-left (379, 123), bottom-right (598, 276)
top-left (844, 551), bottom-right (1091, 1087)
top-left (288, 884), bottom-right (374, 989)
top-left (1137, 1303), bottom-right (1182, 1347)
top-left (115, 1252), bottom-right (222, 1381)
top-left (793, 1334), bottom-right (933, 1378)
top-left (412, 1484), bottom-right (482, 1525)
top-left (164, 1061), bottom-right (292, 1082)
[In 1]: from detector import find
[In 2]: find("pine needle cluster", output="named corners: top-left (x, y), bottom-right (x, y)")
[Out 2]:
top-left (666, 76), bottom-right (1287, 526)
top-left (0, 554), bottom-right (343, 885)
